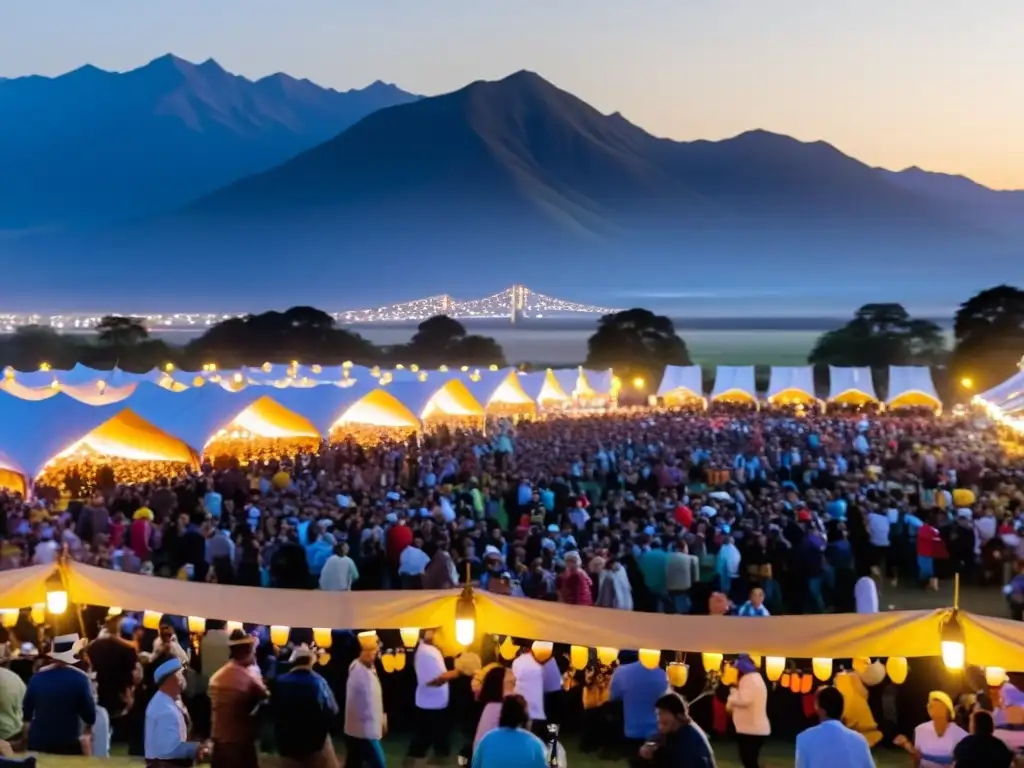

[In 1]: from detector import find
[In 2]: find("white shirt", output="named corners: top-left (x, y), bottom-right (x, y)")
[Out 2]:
top-left (854, 577), bottom-right (879, 614)
top-left (345, 660), bottom-right (384, 740)
top-left (145, 691), bottom-right (198, 761)
top-left (399, 546), bottom-right (431, 577)
top-left (727, 672), bottom-right (770, 736)
top-left (867, 512), bottom-right (891, 547)
top-left (414, 642), bottom-right (449, 710)
top-left (511, 653), bottom-right (562, 721)
top-left (32, 540), bottom-right (59, 565)
top-left (914, 720), bottom-right (967, 768)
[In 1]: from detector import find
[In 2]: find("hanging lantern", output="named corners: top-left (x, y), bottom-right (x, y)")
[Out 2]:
top-left (986, 667), bottom-right (1008, 688)
top-left (455, 585), bottom-right (476, 646)
top-left (886, 657), bottom-right (909, 685)
top-left (702, 652), bottom-right (723, 673)
top-left (852, 657), bottom-right (872, 675)
top-left (30, 603), bottom-right (45, 625)
top-left (789, 673), bottom-right (803, 693)
top-left (318, 652), bottom-right (331, 666)
top-left (639, 649), bottom-right (661, 670)
top-left (270, 625), bottom-right (290, 646)
top-left (763, 657), bottom-right (785, 682)
top-left (570, 645), bottom-right (589, 669)
top-left (143, 610), bottom-right (161, 631)
top-left (532, 641), bottom-right (553, 663)
top-left (381, 652), bottom-right (396, 674)
top-left (812, 658), bottom-right (833, 682)
top-left (45, 572), bottom-right (68, 616)
top-left (800, 673), bottom-right (814, 694)
top-left (107, 607), bottom-right (122, 617)
top-left (226, 621), bottom-right (244, 634)
top-left (596, 647), bottom-right (619, 665)
top-left (780, 672), bottom-right (791, 688)
top-left (313, 628), bottom-right (333, 648)
top-left (400, 628), bottom-right (420, 649)
top-left (720, 665), bottom-right (739, 686)
top-left (940, 612), bottom-right (966, 670)
top-left (0, 610), bottom-right (17, 629)
top-left (667, 662), bottom-right (689, 688)
top-left (187, 616), bottom-right (206, 635)
top-left (749, 654), bottom-right (761, 669)
top-left (393, 649), bottom-right (407, 672)
top-left (499, 636), bottom-right (518, 661)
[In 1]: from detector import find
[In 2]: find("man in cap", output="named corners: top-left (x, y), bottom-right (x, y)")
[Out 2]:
top-left (145, 657), bottom-right (210, 766)
top-left (272, 644), bottom-right (340, 768)
top-left (21, 634), bottom-right (96, 755)
top-left (208, 630), bottom-right (268, 768)
top-left (343, 634), bottom-right (385, 768)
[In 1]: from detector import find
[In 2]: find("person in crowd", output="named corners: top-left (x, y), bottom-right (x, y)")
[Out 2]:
top-left (343, 635), bottom-right (385, 768)
top-left (273, 644), bottom-right (340, 768)
top-left (854, 572), bottom-right (879, 614)
top-left (87, 612), bottom-right (140, 719)
top-left (635, 692), bottom-right (715, 767)
top-left (153, 617), bottom-right (191, 665)
top-left (472, 694), bottom-right (548, 768)
top-left (665, 542), bottom-right (699, 615)
top-left (199, 621), bottom-right (231, 688)
top-left (144, 657), bottom-right (210, 766)
top-left (735, 586), bottom-right (770, 617)
top-left (609, 651), bottom-right (670, 754)
top-left (726, 655), bottom-right (769, 768)
top-left (795, 686), bottom-right (874, 768)
top-left (953, 709), bottom-right (1014, 768)
top-left (208, 630), bottom-right (268, 768)
top-left (511, 641), bottom-right (563, 739)
top-left (557, 551), bottom-right (593, 606)
top-left (319, 541), bottom-right (359, 591)
top-left (21, 634), bottom-right (96, 755)
top-left (473, 664), bottom-right (513, 753)
top-left (895, 690), bottom-right (968, 768)
top-left (407, 628), bottom-right (459, 766)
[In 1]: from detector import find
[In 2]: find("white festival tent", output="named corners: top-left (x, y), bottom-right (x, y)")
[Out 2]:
top-left (264, 380), bottom-right (401, 433)
top-left (978, 370), bottom-right (1024, 409)
top-left (766, 366), bottom-right (819, 406)
top-left (126, 383), bottom-right (269, 450)
top-left (516, 370), bottom-right (571, 404)
top-left (886, 366), bottom-right (942, 411)
top-left (580, 368), bottom-right (614, 396)
top-left (462, 369), bottom-right (535, 413)
top-left (551, 368), bottom-right (583, 399)
top-left (710, 366), bottom-right (758, 405)
top-left (657, 366), bottom-right (705, 405)
top-left (378, 379), bottom-right (485, 422)
top-left (828, 366), bottom-right (878, 405)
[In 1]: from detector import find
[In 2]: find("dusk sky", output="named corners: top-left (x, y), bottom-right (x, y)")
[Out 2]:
top-left (4, 0), bottom-right (1022, 191)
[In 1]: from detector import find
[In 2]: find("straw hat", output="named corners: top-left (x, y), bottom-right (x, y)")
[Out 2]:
top-left (49, 634), bottom-right (85, 664)
top-left (227, 629), bottom-right (256, 647)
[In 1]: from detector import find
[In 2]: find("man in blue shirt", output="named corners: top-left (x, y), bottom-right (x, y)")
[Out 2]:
top-left (609, 653), bottom-right (669, 751)
top-left (23, 634), bottom-right (96, 755)
top-left (796, 686), bottom-right (874, 768)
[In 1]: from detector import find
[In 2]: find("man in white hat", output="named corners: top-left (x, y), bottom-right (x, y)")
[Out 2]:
top-left (22, 634), bottom-right (96, 755)
top-left (145, 657), bottom-right (210, 766)
top-left (272, 644), bottom-right (340, 768)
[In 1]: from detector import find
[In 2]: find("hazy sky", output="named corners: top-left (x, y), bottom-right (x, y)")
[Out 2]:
top-left (4, 0), bottom-right (1022, 190)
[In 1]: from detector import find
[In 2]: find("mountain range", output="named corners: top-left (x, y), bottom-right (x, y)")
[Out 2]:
top-left (1, 57), bottom-right (1020, 310)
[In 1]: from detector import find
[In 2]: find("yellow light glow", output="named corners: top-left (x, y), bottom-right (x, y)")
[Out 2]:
top-left (107, 606), bottom-right (122, 617)
top-left (886, 657), bottom-right (908, 684)
top-left (311, 364), bottom-right (322, 374)
top-left (720, 665), bottom-right (739, 686)
top-left (46, 589), bottom-right (68, 616)
top-left (570, 645), bottom-right (589, 669)
top-left (765, 656), bottom-right (786, 682)
top-left (596, 647), bottom-right (619, 665)
top-left (270, 625), bottom-right (290, 646)
top-left (410, 364), bottom-right (419, 372)
top-left (941, 641), bottom-right (965, 670)
top-left (439, 365), bottom-right (449, 372)
top-left (226, 620), bottom-right (243, 634)
top-left (381, 652), bottom-right (396, 674)
top-left (455, 619), bottom-right (475, 647)
top-left (488, 364), bottom-right (499, 371)
top-left (224, 396), bottom-right (321, 439)
top-left (532, 640), bottom-right (553, 663)
top-left (812, 657), bottom-right (833, 681)
top-left (313, 628), bottom-right (333, 648)
top-left (39, 362), bottom-right (51, 372)
top-left (393, 649), bottom-right (406, 672)
top-left (187, 616), bottom-right (206, 634)
top-left (499, 636), bottom-right (518, 661)
top-left (633, 377), bottom-right (645, 390)
top-left (852, 657), bottom-right (871, 674)
top-left (460, 365), bottom-right (469, 372)
top-left (143, 610), bottom-right (161, 630)
top-left (233, 373), bottom-right (243, 383)
top-left (986, 667), bottom-right (1008, 687)
top-left (0, 610), bottom-right (18, 629)
top-left (961, 377), bottom-right (973, 390)
top-left (164, 363), bottom-right (174, 372)
top-left (702, 652), bottom-right (723, 673)
top-left (395, 364), bottom-right (405, 370)
top-left (30, 603), bottom-right (45, 625)
top-left (638, 648), bottom-right (660, 670)
top-left (667, 662), bottom-right (689, 688)
top-left (400, 628), bottom-right (420, 648)
top-left (342, 361), bottom-right (352, 368)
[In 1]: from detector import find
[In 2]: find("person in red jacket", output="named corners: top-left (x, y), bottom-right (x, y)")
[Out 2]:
top-left (386, 518), bottom-right (412, 569)
top-left (917, 514), bottom-right (945, 592)
top-left (557, 551), bottom-right (593, 606)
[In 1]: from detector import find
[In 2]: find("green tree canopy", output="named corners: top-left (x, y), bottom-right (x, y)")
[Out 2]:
top-left (585, 309), bottom-right (690, 388)
top-left (96, 315), bottom-right (149, 347)
top-left (950, 285), bottom-right (1024, 392)
top-left (808, 303), bottom-right (946, 367)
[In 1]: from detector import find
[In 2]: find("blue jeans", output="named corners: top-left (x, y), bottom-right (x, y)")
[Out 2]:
top-left (807, 577), bottom-right (825, 613)
top-left (345, 736), bottom-right (386, 768)
top-left (669, 592), bottom-right (692, 615)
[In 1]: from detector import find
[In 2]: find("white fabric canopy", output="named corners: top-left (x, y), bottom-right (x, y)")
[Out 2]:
top-left (516, 370), bottom-right (569, 403)
top-left (551, 368), bottom-right (581, 398)
top-left (264, 381), bottom-right (379, 434)
top-left (979, 370), bottom-right (1024, 407)
top-left (887, 366), bottom-right (942, 409)
top-left (710, 366), bottom-right (757, 402)
top-left (657, 366), bottom-right (704, 399)
top-left (581, 368), bottom-right (613, 395)
top-left (126, 383), bottom-right (264, 450)
top-left (767, 366), bottom-right (817, 402)
top-left (462, 370), bottom-right (531, 408)
top-left (828, 366), bottom-right (878, 402)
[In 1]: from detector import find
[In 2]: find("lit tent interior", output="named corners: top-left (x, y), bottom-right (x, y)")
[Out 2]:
top-left (710, 366), bottom-right (758, 406)
top-left (978, 369), bottom-right (1024, 409)
top-left (828, 366), bottom-right (879, 406)
top-left (267, 381), bottom-right (422, 436)
top-left (516, 370), bottom-right (571, 406)
top-left (887, 365), bottom-right (942, 412)
top-left (381, 379), bottom-right (486, 426)
top-left (657, 365), bottom-right (706, 407)
top-left (551, 368), bottom-right (584, 400)
top-left (462, 369), bottom-right (536, 416)
top-left (766, 366), bottom-right (820, 408)
top-left (578, 368), bottom-right (614, 398)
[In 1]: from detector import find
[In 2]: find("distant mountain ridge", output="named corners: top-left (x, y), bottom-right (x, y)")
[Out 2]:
top-left (0, 54), bottom-right (419, 229)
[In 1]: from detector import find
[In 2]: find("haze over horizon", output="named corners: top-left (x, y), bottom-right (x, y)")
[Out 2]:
top-left (5, 0), bottom-right (1023, 190)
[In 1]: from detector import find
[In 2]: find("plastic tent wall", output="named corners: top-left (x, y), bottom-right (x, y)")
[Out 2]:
top-left (657, 365), bottom-right (704, 400)
top-left (463, 370), bottom-right (534, 410)
top-left (516, 370), bottom-right (568, 403)
top-left (710, 366), bottom-right (757, 403)
top-left (126, 383), bottom-right (264, 452)
top-left (767, 366), bottom-right (818, 403)
top-left (552, 368), bottom-right (582, 398)
top-left (267, 381), bottom-right (379, 434)
top-left (828, 366), bottom-right (878, 402)
top-left (582, 369), bottom-right (613, 395)
top-left (887, 366), bottom-right (942, 410)
top-left (978, 369), bottom-right (1024, 408)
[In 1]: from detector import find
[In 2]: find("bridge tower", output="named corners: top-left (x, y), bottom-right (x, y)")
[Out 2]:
top-left (509, 284), bottom-right (528, 325)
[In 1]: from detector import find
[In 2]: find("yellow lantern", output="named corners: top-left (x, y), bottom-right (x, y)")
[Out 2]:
top-left (720, 665), bottom-right (739, 686)
top-left (393, 649), bottom-right (407, 672)
top-left (852, 657), bottom-right (871, 675)
top-left (749, 654), bottom-right (761, 669)
top-left (268, 625), bottom-right (289, 646)
top-left (812, 658), bottom-right (833, 682)
top-left (667, 662), bottom-right (689, 688)
top-left (800, 674), bottom-right (814, 694)
top-left (455, 586), bottom-right (476, 646)
top-left (789, 673), bottom-right (803, 693)
top-left (107, 607), bottom-right (122, 617)
top-left (143, 610), bottom-right (161, 630)
top-left (381, 652), bottom-right (396, 674)
top-left (357, 631), bottom-right (378, 650)
top-left (702, 652), bottom-right (723, 673)
top-left (313, 628), bottom-right (333, 648)
top-left (45, 572), bottom-right (68, 616)
top-left (187, 616), bottom-right (206, 635)
top-left (780, 672), bottom-right (791, 688)
top-left (638, 649), bottom-right (661, 670)
top-left (940, 613), bottom-right (966, 670)
top-left (532, 641), bottom-right (553, 663)
top-left (318, 652), bottom-right (331, 666)
top-left (499, 636), bottom-right (518, 661)
top-left (764, 657), bottom-right (786, 682)
top-left (986, 667), bottom-right (1008, 687)
top-left (596, 647), bottom-right (619, 665)
top-left (570, 646), bottom-right (589, 669)
top-left (0, 610), bottom-right (17, 629)
top-left (400, 627), bottom-right (420, 648)
top-left (886, 657), bottom-right (909, 685)
top-left (30, 603), bottom-right (45, 625)
top-left (226, 620), bottom-right (244, 634)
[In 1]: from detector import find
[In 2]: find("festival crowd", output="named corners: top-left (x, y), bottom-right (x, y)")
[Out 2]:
top-left (1, 407), bottom-right (1024, 766)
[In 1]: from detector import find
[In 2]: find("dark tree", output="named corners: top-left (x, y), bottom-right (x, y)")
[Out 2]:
top-left (585, 309), bottom-right (690, 388)
top-left (410, 315), bottom-right (467, 350)
top-left (96, 315), bottom-right (149, 347)
top-left (950, 285), bottom-right (1024, 392)
top-left (402, 315), bottom-right (505, 367)
top-left (808, 304), bottom-right (945, 367)
top-left (0, 325), bottom-right (83, 370)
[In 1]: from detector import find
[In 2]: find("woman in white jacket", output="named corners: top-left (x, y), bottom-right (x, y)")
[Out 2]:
top-left (726, 655), bottom-right (770, 768)
top-left (591, 556), bottom-right (633, 611)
